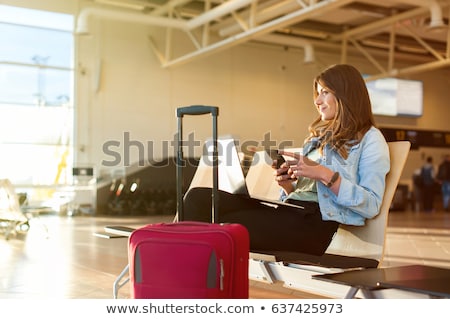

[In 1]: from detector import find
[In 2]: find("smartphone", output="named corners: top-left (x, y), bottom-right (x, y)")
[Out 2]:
top-left (266, 149), bottom-right (285, 168)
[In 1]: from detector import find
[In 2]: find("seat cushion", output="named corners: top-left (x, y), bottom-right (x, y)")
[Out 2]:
top-left (250, 250), bottom-right (379, 269)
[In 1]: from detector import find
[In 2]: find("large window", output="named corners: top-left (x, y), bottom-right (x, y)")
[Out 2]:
top-left (0, 5), bottom-right (74, 191)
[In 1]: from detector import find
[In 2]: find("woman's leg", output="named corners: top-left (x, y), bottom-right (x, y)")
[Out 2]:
top-left (223, 201), bottom-right (338, 255)
top-left (422, 185), bottom-right (434, 211)
top-left (183, 187), bottom-right (339, 255)
top-left (183, 187), bottom-right (260, 222)
top-left (442, 182), bottom-right (450, 211)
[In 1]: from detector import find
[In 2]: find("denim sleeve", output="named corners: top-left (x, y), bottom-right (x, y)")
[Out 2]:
top-left (318, 128), bottom-right (390, 225)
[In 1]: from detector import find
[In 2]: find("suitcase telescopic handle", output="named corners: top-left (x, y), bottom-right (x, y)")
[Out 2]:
top-left (177, 105), bottom-right (219, 117)
top-left (176, 105), bottom-right (219, 223)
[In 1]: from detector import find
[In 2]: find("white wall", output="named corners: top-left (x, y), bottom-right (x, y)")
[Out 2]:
top-left (76, 19), bottom-right (330, 177)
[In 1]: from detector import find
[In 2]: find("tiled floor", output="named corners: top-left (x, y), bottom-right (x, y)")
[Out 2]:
top-left (382, 210), bottom-right (450, 269)
top-left (0, 209), bottom-right (449, 299)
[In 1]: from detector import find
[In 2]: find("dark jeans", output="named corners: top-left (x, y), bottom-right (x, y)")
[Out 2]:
top-left (441, 181), bottom-right (450, 210)
top-left (183, 187), bottom-right (339, 256)
top-left (422, 184), bottom-right (435, 211)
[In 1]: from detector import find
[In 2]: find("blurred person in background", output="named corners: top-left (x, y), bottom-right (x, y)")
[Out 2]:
top-left (420, 156), bottom-right (436, 213)
top-left (437, 155), bottom-right (450, 212)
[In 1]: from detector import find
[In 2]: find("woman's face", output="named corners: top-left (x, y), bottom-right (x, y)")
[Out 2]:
top-left (315, 83), bottom-right (337, 121)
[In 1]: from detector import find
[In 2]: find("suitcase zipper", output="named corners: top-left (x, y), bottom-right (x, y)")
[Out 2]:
top-left (219, 258), bottom-right (224, 291)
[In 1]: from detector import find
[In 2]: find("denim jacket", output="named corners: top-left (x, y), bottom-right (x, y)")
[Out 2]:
top-left (316, 126), bottom-right (390, 226)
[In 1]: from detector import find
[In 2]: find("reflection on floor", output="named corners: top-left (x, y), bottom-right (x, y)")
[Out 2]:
top-left (0, 210), bottom-right (449, 299)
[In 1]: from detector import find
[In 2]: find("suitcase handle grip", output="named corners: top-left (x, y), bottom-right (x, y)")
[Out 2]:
top-left (168, 221), bottom-right (212, 227)
top-left (177, 105), bottom-right (219, 117)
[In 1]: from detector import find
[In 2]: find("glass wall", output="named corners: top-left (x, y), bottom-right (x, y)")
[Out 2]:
top-left (0, 4), bottom-right (74, 206)
top-left (0, 5), bottom-right (74, 185)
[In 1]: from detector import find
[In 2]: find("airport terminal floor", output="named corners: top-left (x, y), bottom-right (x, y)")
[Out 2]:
top-left (1, 207), bottom-right (449, 299)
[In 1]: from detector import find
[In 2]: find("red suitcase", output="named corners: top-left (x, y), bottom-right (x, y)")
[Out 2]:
top-left (128, 221), bottom-right (249, 299)
top-left (128, 105), bottom-right (249, 299)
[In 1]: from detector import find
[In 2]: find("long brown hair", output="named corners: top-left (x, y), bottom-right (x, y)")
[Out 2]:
top-left (306, 64), bottom-right (375, 159)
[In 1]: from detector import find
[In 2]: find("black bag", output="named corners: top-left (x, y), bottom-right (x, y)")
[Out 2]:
top-left (420, 166), bottom-right (434, 186)
top-left (413, 173), bottom-right (423, 188)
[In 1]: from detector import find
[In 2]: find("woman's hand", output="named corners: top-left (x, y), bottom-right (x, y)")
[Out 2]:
top-left (279, 150), bottom-right (341, 195)
top-left (279, 151), bottom-right (321, 180)
top-left (273, 160), bottom-right (296, 194)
